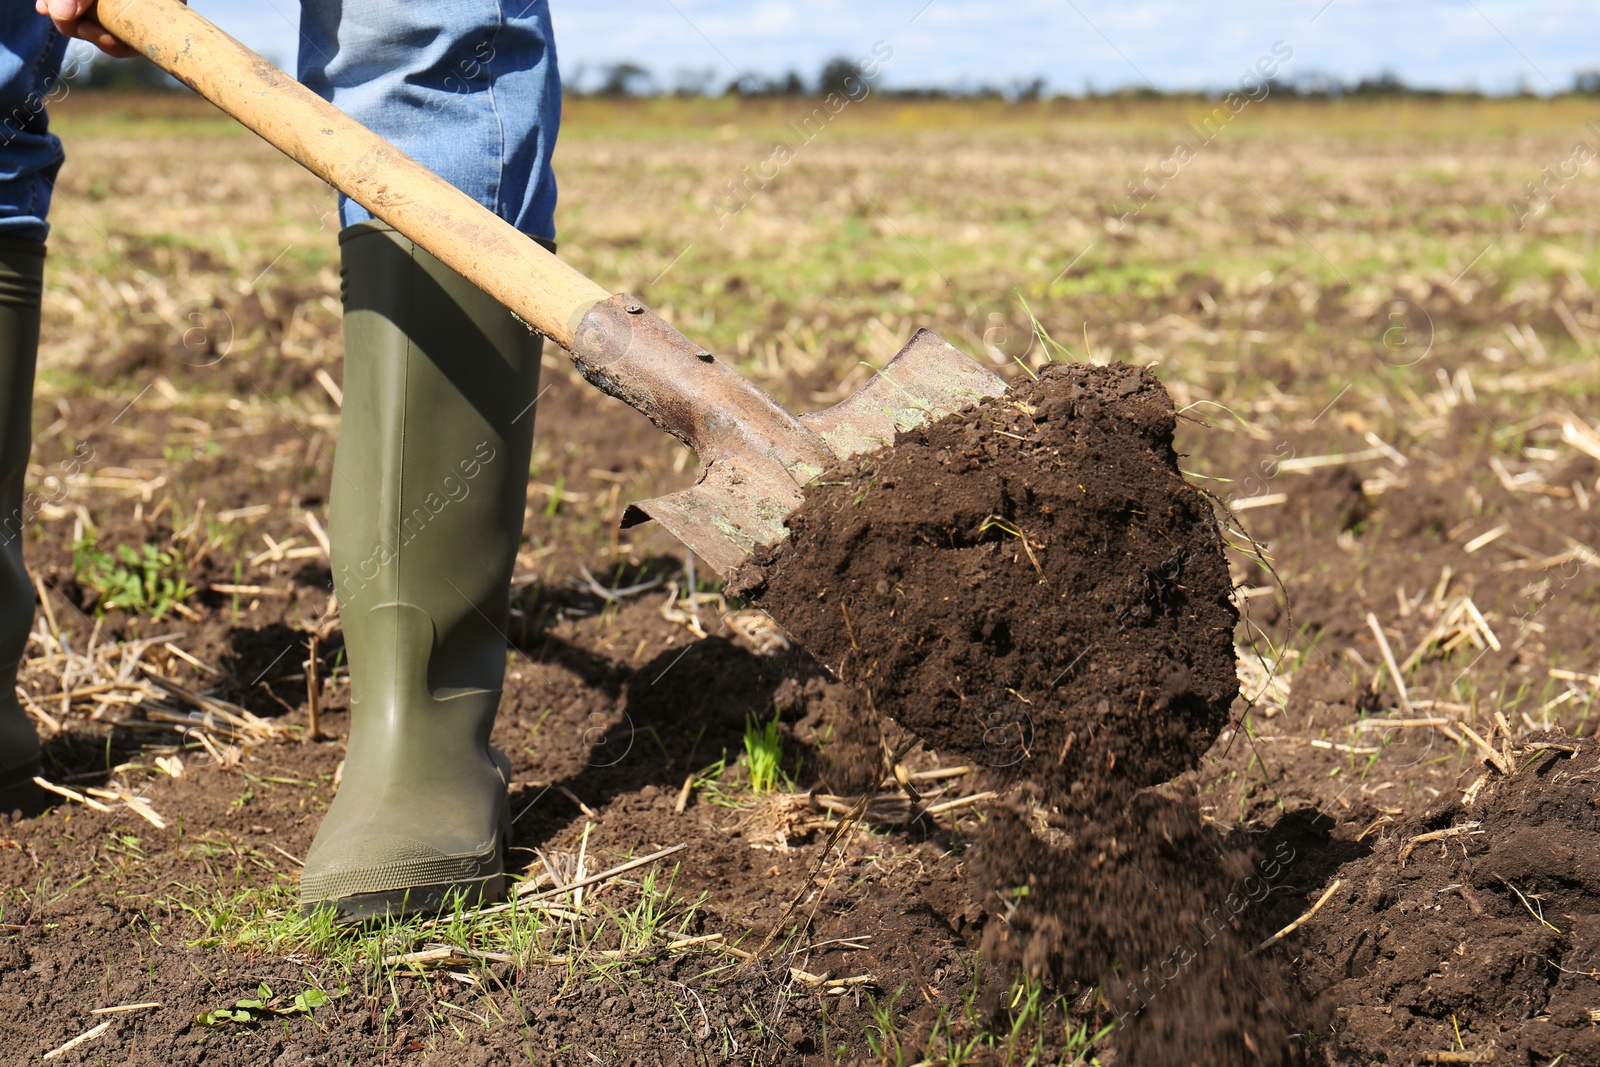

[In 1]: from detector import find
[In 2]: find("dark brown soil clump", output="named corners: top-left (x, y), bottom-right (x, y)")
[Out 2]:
top-left (1296, 737), bottom-right (1600, 1065)
top-left (737, 361), bottom-right (1239, 801)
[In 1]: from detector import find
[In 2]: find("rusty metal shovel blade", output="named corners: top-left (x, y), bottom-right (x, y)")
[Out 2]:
top-left (606, 318), bottom-right (1008, 575)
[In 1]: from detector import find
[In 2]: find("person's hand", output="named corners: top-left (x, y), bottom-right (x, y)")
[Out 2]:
top-left (35, 0), bottom-right (139, 59)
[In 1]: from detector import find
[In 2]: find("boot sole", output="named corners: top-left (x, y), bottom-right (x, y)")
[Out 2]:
top-left (309, 872), bottom-right (507, 923)
top-left (302, 784), bottom-right (513, 924)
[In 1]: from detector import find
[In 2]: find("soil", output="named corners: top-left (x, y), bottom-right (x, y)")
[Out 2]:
top-left (0, 623), bottom-right (976, 1067)
top-left (5, 288), bottom-right (1600, 1064)
top-left (0, 344), bottom-right (1023, 1067)
top-left (971, 790), bottom-right (1305, 1066)
top-left (1295, 738), bottom-right (1600, 1065)
top-left (738, 362), bottom-right (1240, 803)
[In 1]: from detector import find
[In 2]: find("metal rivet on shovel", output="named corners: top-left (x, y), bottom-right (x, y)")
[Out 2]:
top-left (625, 303), bottom-right (644, 314)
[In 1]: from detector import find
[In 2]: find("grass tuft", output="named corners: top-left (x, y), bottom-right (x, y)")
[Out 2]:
top-left (743, 711), bottom-right (785, 793)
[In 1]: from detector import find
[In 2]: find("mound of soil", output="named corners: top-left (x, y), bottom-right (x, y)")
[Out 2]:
top-left (1296, 737), bottom-right (1600, 1064)
top-left (737, 361), bottom-right (1239, 801)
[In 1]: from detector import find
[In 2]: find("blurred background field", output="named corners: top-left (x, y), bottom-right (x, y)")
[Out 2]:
top-left (42, 90), bottom-right (1600, 399)
top-left (38, 90), bottom-right (1600, 482)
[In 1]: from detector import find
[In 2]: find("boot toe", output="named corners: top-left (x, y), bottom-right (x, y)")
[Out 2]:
top-left (300, 833), bottom-right (505, 921)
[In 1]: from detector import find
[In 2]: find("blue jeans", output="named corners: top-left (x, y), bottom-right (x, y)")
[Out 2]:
top-left (0, 1), bottom-right (560, 242)
top-left (0, 9), bottom-right (68, 242)
top-left (298, 0), bottom-right (561, 240)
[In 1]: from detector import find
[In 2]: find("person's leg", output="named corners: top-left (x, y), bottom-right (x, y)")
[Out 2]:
top-left (298, 0), bottom-right (560, 241)
top-left (0, 7), bottom-right (67, 242)
top-left (297, 224), bottom-right (541, 919)
top-left (295, 0), bottom-right (559, 917)
top-left (0, 10), bottom-right (67, 806)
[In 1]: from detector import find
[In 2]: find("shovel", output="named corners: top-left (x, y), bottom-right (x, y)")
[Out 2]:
top-left (94, 0), bottom-right (1008, 575)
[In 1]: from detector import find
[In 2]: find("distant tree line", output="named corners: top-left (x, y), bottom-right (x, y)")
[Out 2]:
top-left (577, 56), bottom-right (927, 98)
top-left (563, 60), bottom-right (1600, 101)
top-left (57, 51), bottom-right (1600, 100)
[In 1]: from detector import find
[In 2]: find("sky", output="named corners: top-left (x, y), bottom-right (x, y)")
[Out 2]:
top-left (178, 0), bottom-right (1600, 96)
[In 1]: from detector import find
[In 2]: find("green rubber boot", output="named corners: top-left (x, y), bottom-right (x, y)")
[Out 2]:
top-left (0, 240), bottom-right (44, 809)
top-left (299, 223), bottom-right (541, 921)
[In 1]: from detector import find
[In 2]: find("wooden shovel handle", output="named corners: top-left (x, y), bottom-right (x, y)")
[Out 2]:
top-left (95, 0), bottom-right (610, 349)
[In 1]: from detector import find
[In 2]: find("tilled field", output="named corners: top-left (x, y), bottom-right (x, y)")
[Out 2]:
top-left (1, 94), bottom-right (1599, 1065)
